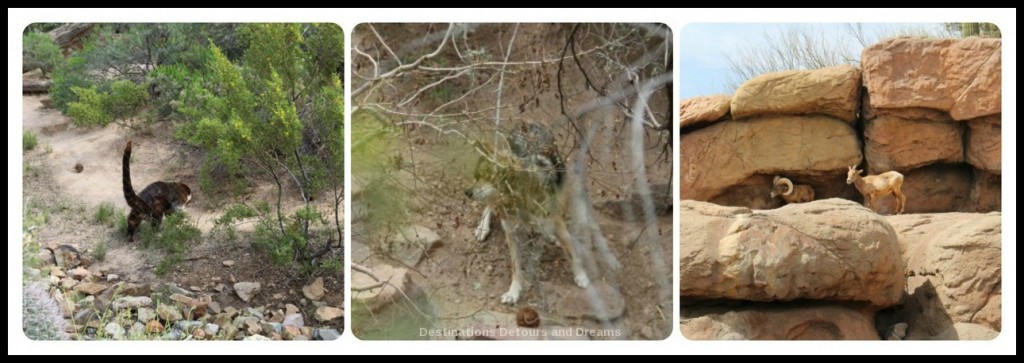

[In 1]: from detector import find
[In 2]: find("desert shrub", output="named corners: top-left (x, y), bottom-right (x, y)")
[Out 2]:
top-left (22, 32), bottom-right (62, 75)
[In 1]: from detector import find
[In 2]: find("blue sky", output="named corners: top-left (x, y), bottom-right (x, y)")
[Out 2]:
top-left (678, 23), bottom-right (948, 99)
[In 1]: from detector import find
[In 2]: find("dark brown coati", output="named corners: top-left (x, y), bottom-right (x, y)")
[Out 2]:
top-left (122, 141), bottom-right (192, 242)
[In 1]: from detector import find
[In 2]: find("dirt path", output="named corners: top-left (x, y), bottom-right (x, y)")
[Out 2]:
top-left (23, 95), bottom-right (344, 335)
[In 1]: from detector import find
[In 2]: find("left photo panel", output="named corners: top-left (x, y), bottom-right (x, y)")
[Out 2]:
top-left (21, 23), bottom-right (344, 341)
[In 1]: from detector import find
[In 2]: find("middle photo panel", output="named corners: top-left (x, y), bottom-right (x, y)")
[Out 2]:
top-left (350, 23), bottom-right (673, 341)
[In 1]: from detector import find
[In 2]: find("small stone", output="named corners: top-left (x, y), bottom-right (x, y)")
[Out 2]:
top-left (260, 322), bottom-right (282, 335)
top-left (282, 325), bottom-right (301, 340)
top-left (222, 260), bottom-right (235, 267)
top-left (209, 301), bottom-right (222, 314)
top-left (49, 267), bottom-right (66, 278)
top-left (291, 335), bottom-right (309, 341)
top-left (243, 318), bottom-right (262, 336)
top-left (191, 327), bottom-right (207, 340)
top-left (137, 308), bottom-right (156, 323)
top-left (269, 309), bottom-right (285, 324)
top-left (104, 322), bottom-right (126, 340)
top-left (145, 320), bottom-right (165, 334)
top-left (74, 163), bottom-right (84, 173)
top-left (71, 267), bottom-right (90, 280)
top-left (302, 277), bottom-right (325, 301)
top-left (285, 304), bottom-right (300, 316)
top-left (120, 283), bottom-right (151, 297)
top-left (244, 307), bottom-right (264, 320)
top-left (76, 295), bottom-right (96, 309)
top-left (53, 245), bottom-right (82, 269)
top-left (282, 313), bottom-right (304, 328)
top-left (60, 277), bottom-right (78, 289)
top-left (169, 293), bottom-right (193, 305)
top-left (223, 306), bottom-right (239, 318)
top-left (128, 322), bottom-right (146, 338)
top-left (106, 274), bottom-right (119, 282)
top-left (161, 330), bottom-right (183, 341)
top-left (203, 323), bottom-right (220, 337)
top-left (300, 327), bottom-right (314, 337)
top-left (211, 276), bottom-right (221, 282)
top-left (315, 329), bottom-right (341, 341)
top-left (156, 304), bottom-right (184, 322)
top-left (112, 296), bottom-right (153, 310)
top-left (272, 293), bottom-right (284, 300)
top-left (189, 286), bottom-right (202, 292)
top-left (314, 306), bottom-right (343, 322)
top-left (74, 282), bottom-right (108, 296)
top-left (174, 320), bottom-right (203, 333)
top-left (214, 284), bottom-right (227, 293)
top-left (233, 282), bottom-right (261, 303)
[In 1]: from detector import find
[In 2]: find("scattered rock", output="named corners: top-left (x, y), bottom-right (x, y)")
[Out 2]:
top-left (70, 267), bottom-right (90, 280)
top-left (53, 245), bottom-right (81, 269)
top-left (106, 274), bottom-right (120, 282)
top-left (679, 199), bottom-right (905, 307)
top-left (145, 320), bottom-right (165, 334)
top-left (260, 322), bottom-right (283, 335)
top-left (386, 225), bottom-right (443, 267)
top-left (203, 323), bottom-right (220, 337)
top-left (285, 304), bottom-right (300, 316)
top-left (208, 301), bottom-right (222, 314)
top-left (233, 282), bottom-right (261, 303)
top-left (156, 304), bottom-right (184, 322)
top-left (283, 325), bottom-right (302, 340)
top-left (112, 296), bottom-right (153, 311)
top-left (314, 306), bottom-right (344, 322)
top-left (222, 260), bottom-right (235, 267)
top-left (302, 277), bottom-right (325, 301)
top-left (128, 322), bottom-right (146, 338)
top-left (283, 313), bottom-right (304, 328)
top-left (120, 283), bottom-right (151, 297)
top-left (104, 322), bottom-right (126, 340)
top-left (137, 308), bottom-right (156, 323)
top-left (352, 264), bottom-right (409, 312)
top-left (74, 282), bottom-right (108, 296)
top-left (314, 329), bottom-right (341, 341)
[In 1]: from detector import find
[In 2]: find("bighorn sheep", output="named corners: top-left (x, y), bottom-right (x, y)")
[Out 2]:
top-left (770, 176), bottom-right (815, 204)
top-left (846, 165), bottom-right (906, 214)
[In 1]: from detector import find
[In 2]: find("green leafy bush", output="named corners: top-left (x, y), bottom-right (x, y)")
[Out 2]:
top-left (22, 32), bottom-right (62, 75)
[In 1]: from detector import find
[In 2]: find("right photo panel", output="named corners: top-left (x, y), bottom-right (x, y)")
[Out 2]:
top-left (679, 23), bottom-right (1002, 340)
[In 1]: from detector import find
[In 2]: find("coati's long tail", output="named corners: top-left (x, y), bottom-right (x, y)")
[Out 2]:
top-left (122, 141), bottom-right (147, 212)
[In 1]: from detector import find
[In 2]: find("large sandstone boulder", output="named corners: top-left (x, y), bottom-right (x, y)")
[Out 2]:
top-left (680, 94), bottom-right (731, 129)
top-left (966, 115), bottom-right (1001, 174)
top-left (681, 305), bottom-right (879, 340)
top-left (863, 115), bottom-right (964, 173)
top-left (731, 65), bottom-right (861, 122)
top-left (870, 164), bottom-right (972, 215)
top-left (862, 37), bottom-right (1001, 120)
top-left (679, 199), bottom-right (905, 307)
top-left (885, 213), bottom-right (1001, 339)
top-left (680, 116), bottom-right (861, 201)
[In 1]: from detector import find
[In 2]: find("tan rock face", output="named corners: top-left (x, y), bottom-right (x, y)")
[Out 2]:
top-left (885, 213), bottom-right (1001, 339)
top-left (869, 164), bottom-right (972, 215)
top-left (681, 305), bottom-right (879, 340)
top-left (680, 94), bottom-right (731, 129)
top-left (680, 115), bottom-right (861, 201)
top-left (731, 65), bottom-right (861, 122)
top-left (862, 37), bottom-right (1001, 120)
top-left (966, 115), bottom-right (1001, 173)
top-left (969, 170), bottom-right (1001, 212)
top-left (863, 115), bottom-right (964, 173)
top-left (679, 199), bottom-right (905, 307)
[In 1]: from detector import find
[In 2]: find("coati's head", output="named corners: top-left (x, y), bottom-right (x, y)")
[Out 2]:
top-left (175, 183), bottom-right (193, 208)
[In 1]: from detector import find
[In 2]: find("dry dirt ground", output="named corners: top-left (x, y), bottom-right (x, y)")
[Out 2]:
top-left (350, 23), bottom-right (674, 340)
top-left (22, 95), bottom-right (342, 334)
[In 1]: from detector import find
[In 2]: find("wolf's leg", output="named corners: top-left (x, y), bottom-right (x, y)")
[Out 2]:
top-left (500, 218), bottom-right (524, 305)
top-left (553, 216), bottom-right (590, 289)
top-left (474, 206), bottom-right (493, 242)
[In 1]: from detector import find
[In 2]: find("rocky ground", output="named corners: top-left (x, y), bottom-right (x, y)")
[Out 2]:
top-left (21, 94), bottom-right (343, 341)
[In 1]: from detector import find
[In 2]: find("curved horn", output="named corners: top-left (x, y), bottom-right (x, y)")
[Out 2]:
top-left (779, 177), bottom-right (794, 196)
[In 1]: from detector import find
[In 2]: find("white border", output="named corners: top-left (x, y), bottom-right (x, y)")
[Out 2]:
top-left (8, 8), bottom-right (1016, 355)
